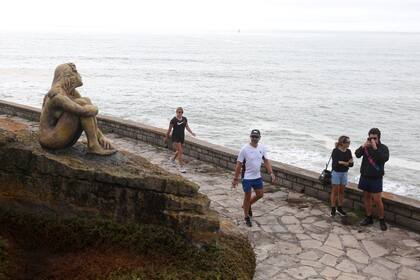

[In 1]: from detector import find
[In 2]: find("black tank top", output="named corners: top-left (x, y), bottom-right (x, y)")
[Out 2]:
top-left (170, 116), bottom-right (187, 140)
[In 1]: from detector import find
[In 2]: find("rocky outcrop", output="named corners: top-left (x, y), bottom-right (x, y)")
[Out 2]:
top-left (0, 117), bottom-right (219, 242)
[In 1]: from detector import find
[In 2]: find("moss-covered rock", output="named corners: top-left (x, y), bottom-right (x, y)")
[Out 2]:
top-left (0, 209), bottom-right (255, 279)
top-left (0, 237), bottom-right (8, 280)
top-left (0, 118), bottom-right (255, 279)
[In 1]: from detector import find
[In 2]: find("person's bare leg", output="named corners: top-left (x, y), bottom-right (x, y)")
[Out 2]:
top-left (338, 185), bottom-right (345, 207)
top-left (331, 185), bottom-right (338, 207)
top-left (364, 192), bottom-right (373, 216)
top-left (178, 143), bottom-right (184, 166)
top-left (243, 191), bottom-right (252, 217)
top-left (373, 192), bottom-right (384, 219)
top-left (172, 143), bottom-right (180, 162)
top-left (250, 188), bottom-right (264, 205)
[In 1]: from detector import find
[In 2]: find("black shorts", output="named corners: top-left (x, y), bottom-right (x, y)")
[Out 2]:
top-left (172, 136), bottom-right (184, 144)
top-left (358, 176), bottom-right (383, 193)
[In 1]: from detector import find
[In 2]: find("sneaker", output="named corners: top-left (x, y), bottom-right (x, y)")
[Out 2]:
top-left (379, 219), bottom-right (388, 231)
top-left (330, 207), bottom-right (336, 216)
top-left (179, 167), bottom-right (187, 173)
top-left (245, 216), bottom-right (252, 227)
top-left (360, 216), bottom-right (373, 226)
top-left (336, 207), bottom-right (347, 216)
top-left (249, 205), bottom-right (253, 217)
top-left (168, 159), bottom-right (176, 166)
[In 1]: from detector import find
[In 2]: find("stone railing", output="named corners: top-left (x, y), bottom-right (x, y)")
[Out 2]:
top-left (1, 99), bottom-right (420, 232)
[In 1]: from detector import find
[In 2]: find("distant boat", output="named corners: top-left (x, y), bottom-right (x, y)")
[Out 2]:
top-left (238, 29), bottom-right (241, 33)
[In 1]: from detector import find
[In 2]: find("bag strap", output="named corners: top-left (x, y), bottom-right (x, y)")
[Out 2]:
top-left (325, 151), bottom-right (333, 169)
top-left (364, 147), bottom-right (381, 171)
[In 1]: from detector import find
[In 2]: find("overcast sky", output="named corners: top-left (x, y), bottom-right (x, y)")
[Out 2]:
top-left (1, 0), bottom-right (420, 33)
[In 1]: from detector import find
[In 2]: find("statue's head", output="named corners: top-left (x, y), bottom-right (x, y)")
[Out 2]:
top-left (52, 63), bottom-right (83, 91)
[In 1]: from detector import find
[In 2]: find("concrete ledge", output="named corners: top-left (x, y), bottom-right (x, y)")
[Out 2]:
top-left (1, 99), bottom-right (420, 233)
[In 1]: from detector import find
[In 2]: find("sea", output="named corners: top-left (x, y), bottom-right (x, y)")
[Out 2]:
top-left (1, 31), bottom-right (419, 199)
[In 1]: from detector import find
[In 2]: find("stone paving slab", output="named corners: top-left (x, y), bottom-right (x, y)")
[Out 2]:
top-left (108, 133), bottom-right (420, 280)
top-left (4, 115), bottom-right (420, 280)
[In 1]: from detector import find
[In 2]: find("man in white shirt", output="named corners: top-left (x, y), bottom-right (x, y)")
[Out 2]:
top-left (232, 129), bottom-right (276, 227)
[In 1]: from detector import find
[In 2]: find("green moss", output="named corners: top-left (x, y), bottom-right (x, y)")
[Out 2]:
top-left (0, 236), bottom-right (8, 280)
top-left (0, 209), bottom-right (255, 279)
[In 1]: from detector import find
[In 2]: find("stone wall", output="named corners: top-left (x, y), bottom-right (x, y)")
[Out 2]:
top-left (1, 99), bottom-right (420, 232)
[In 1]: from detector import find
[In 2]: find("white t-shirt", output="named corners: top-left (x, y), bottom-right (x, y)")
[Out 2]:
top-left (237, 143), bottom-right (268, 179)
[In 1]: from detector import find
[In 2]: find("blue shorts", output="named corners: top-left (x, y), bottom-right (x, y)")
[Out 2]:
top-left (358, 176), bottom-right (383, 193)
top-left (242, 178), bottom-right (263, 193)
top-left (331, 171), bottom-right (348, 185)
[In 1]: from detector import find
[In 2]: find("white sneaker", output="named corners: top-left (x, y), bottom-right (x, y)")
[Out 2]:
top-left (168, 159), bottom-right (176, 166)
top-left (179, 167), bottom-right (187, 173)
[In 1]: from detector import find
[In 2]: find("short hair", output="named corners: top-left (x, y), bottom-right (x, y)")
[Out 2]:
top-left (368, 128), bottom-right (381, 139)
top-left (176, 107), bottom-right (184, 113)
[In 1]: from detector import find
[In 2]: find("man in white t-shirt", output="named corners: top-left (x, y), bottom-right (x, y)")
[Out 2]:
top-left (232, 129), bottom-right (276, 227)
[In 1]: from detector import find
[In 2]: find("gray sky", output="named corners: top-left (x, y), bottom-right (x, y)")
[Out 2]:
top-left (1, 0), bottom-right (420, 33)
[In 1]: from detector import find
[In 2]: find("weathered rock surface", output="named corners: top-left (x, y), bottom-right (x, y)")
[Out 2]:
top-left (0, 117), bottom-right (219, 241)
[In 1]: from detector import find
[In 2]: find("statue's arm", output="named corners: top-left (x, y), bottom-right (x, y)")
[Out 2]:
top-left (72, 90), bottom-right (82, 98)
top-left (51, 94), bottom-right (98, 117)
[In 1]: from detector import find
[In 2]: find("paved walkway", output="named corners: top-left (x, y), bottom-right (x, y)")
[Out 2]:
top-left (3, 115), bottom-right (420, 280)
top-left (110, 134), bottom-right (420, 280)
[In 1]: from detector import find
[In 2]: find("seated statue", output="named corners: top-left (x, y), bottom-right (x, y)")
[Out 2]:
top-left (39, 63), bottom-right (116, 155)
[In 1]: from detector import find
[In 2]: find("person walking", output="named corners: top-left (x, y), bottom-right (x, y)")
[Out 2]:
top-left (355, 128), bottom-right (389, 231)
top-left (164, 107), bottom-right (196, 173)
top-left (330, 135), bottom-right (354, 216)
top-left (232, 129), bottom-right (276, 227)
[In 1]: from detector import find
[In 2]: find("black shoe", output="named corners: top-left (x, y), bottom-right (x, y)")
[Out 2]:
top-left (249, 205), bottom-right (253, 217)
top-left (379, 219), bottom-right (388, 231)
top-left (360, 216), bottom-right (373, 226)
top-left (245, 216), bottom-right (252, 227)
top-left (336, 207), bottom-right (347, 216)
top-left (330, 207), bottom-right (336, 216)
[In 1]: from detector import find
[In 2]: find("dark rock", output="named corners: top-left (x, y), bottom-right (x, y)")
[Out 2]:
top-left (0, 118), bottom-right (220, 241)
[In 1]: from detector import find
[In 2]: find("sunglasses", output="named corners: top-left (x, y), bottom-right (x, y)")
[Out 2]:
top-left (177, 111), bottom-right (183, 114)
top-left (251, 135), bottom-right (260, 139)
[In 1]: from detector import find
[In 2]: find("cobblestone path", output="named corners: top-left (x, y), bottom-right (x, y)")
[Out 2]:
top-left (110, 134), bottom-right (420, 280)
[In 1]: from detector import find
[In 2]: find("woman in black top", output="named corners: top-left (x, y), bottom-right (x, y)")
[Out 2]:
top-left (330, 135), bottom-right (353, 216)
top-left (164, 107), bottom-right (196, 173)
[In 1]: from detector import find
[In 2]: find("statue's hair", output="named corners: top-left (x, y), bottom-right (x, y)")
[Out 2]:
top-left (47, 63), bottom-right (78, 98)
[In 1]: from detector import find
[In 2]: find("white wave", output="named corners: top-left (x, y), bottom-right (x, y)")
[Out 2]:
top-left (279, 127), bottom-right (336, 150)
top-left (387, 157), bottom-right (420, 171)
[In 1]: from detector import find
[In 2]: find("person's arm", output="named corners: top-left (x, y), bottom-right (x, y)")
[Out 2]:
top-left (232, 148), bottom-right (245, 188)
top-left (164, 122), bottom-right (174, 144)
top-left (185, 123), bottom-right (196, 137)
top-left (332, 149), bottom-right (342, 166)
top-left (52, 94), bottom-right (97, 117)
top-left (355, 146), bottom-right (364, 158)
top-left (263, 158), bottom-right (276, 183)
top-left (348, 150), bottom-right (354, 167)
top-left (232, 161), bottom-right (242, 188)
top-left (370, 144), bottom-right (390, 163)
